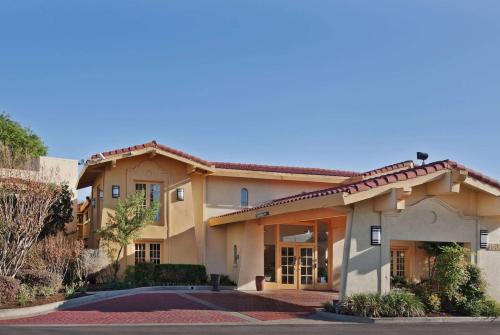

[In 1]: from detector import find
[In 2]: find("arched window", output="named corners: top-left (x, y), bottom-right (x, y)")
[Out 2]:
top-left (240, 188), bottom-right (249, 207)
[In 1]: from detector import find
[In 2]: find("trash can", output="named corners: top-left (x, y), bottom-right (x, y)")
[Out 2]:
top-left (255, 275), bottom-right (265, 291)
top-left (210, 274), bottom-right (221, 291)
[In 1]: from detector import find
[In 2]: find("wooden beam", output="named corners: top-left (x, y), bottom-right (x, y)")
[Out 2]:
top-left (477, 193), bottom-right (500, 216)
top-left (374, 187), bottom-right (412, 212)
top-left (258, 208), bottom-right (346, 226)
top-left (426, 170), bottom-right (467, 195)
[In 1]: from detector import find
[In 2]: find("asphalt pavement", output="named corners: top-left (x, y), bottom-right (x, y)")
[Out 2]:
top-left (0, 323), bottom-right (498, 335)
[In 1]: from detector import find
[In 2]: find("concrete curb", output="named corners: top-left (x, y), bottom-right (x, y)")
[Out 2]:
top-left (0, 285), bottom-right (235, 321)
top-left (314, 310), bottom-right (500, 324)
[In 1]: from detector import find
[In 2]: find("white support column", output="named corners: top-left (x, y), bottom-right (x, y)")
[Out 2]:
top-left (339, 209), bottom-right (354, 300)
top-left (380, 212), bottom-right (391, 294)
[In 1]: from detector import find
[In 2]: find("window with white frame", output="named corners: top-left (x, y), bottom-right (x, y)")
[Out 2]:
top-left (135, 243), bottom-right (146, 264)
top-left (135, 182), bottom-right (161, 221)
top-left (135, 242), bottom-right (161, 264)
top-left (150, 243), bottom-right (161, 264)
top-left (390, 249), bottom-right (406, 278)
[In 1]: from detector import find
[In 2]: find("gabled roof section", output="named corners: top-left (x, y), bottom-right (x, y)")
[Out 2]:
top-left (213, 162), bottom-right (358, 177)
top-left (210, 160), bottom-right (500, 224)
top-left (78, 141), bottom-right (361, 188)
top-left (90, 140), bottom-right (212, 167)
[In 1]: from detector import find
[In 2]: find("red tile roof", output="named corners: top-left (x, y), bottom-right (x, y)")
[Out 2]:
top-left (91, 140), bottom-right (212, 167)
top-left (90, 141), bottom-right (359, 177)
top-left (361, 160), bottom-right (414, 177)
top-left (213, 162), bottom-right (358, 177)
top-left (214, 160), bottom-right (500, 219)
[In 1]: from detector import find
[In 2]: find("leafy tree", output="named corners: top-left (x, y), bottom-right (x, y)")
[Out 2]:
top-left (97, 191), bottom-right (159, 280)
top-left (419, 242), bottom-right (461, 278)
top-left (0, 113), bottom-right (47, 167)
top-left (39, 184), bottom-right (74, 239)
top-left (0, 175), bottom-right (61, 277)
top-left (434, 243), bottom-right (469, 303)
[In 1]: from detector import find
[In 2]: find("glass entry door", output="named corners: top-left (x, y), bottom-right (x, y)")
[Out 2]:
top-left (298, 247), bottom-right (314, 289)
top-left (280, 246), bottom-right (296, 289)
top-left (280, 245), bottom-right (315, 289)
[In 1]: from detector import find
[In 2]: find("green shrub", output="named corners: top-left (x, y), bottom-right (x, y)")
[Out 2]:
top-left (391, 276), bottom-right (409, 289)
top-left (411, 282), bottom-right (441, 313)
top-left (322, 301), bottom-right (335, 313)
top-left (38, 286), bottom-right (57, 297)
top-left (434, 244), bottom-right (469, 302)
top-left (381, 290), bottom-right (425, 317)
top-left (65, 284), bottom-right (76, 298)
top-left (219, 274), bottom-right (236, 286)
top-left (0, 276), bottom-right (20, 304)
top-left (479, 298), bottom-right (500, 317)
top-left (127, 263), bottom-right (207, 286)
top-left (18, 284), bottom-right (37, 306)
top-left (339, 291), bottom-right (425, 318)
top-left (339, 292), bottom-right (384, 317)
top-left (16, 270), bottom-right (62, 292)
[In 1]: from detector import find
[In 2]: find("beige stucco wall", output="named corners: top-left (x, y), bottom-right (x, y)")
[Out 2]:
top-left (332, 216), bottom-right (346, 291)
top-left (477, 216), bottom-right (500, 300)
top-left (86, 154), bottom-right (338, 281)
top-left (89, 154), bottom-right (204, 274)
top-left (225, 220), bottom-right (264, 290)
top-left (342, 184), bottom-right (500, 300)
top-left (204, 175), bottom-right (337, 280)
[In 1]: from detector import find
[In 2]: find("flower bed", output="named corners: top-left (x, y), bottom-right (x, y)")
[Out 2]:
top-left (0, 292), bottom-right (86, 310)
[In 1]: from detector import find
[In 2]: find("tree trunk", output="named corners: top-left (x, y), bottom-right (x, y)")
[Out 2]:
top-left (113, 246), bottom-right (123, 281)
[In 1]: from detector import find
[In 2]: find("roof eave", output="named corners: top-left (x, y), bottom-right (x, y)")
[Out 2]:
top-left (211, 168), bottom-right (351, 183)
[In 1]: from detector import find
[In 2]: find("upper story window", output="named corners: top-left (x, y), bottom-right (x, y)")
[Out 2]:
top-left (240, 188), bottom-right (249, 207)
top-left (135, 182), bottom-right (161, 221)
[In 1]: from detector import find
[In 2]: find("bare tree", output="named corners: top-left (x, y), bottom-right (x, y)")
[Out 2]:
top-left (0, 159), bottom-right (61, 277)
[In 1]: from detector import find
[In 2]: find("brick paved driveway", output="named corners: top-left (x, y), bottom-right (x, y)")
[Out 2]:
top-left (0, 293), bottom-right (243, 325)
top-left (0, 290), bottom-right (337, 325)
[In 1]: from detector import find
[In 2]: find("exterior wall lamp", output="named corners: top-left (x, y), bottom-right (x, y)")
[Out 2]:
top-left (176, 188), bottom-right (185, 201)
top-left (371, 226), bottom-right (382, 246)
top-left (480, 230), bottom-right (489, 249)
top-left (112, 185), bottom-right (120, 198)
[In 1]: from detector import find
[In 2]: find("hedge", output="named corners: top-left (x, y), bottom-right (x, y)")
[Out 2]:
top-left (16, 269), bottom-right (62, 292)
top-left (0, 276), bottom-right (20, 303)
top-left (127, 263), bottom-right (207, 286)
top-left (338, 290), bottom-right (425, 317)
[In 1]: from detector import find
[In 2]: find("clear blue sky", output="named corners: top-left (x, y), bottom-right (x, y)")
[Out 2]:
top-left (1, 1), bottom-right (499, 180)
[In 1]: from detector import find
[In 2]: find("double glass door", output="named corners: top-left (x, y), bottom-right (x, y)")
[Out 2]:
top-left (280, 245), bottom-right (315, 289)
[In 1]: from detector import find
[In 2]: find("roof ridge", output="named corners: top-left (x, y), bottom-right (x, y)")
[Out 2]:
top-left (213, 161), bottom-right (358, 177)
top-left (90, 141), bottom-right (359, 177)
top-left (361, 160), bottom-right (414, 177)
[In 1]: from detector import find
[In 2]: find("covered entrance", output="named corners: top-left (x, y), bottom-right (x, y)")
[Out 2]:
top-left (280, 244), bottom-right (315, 289)
top-left (264, 220), bottom-right (334, 290)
